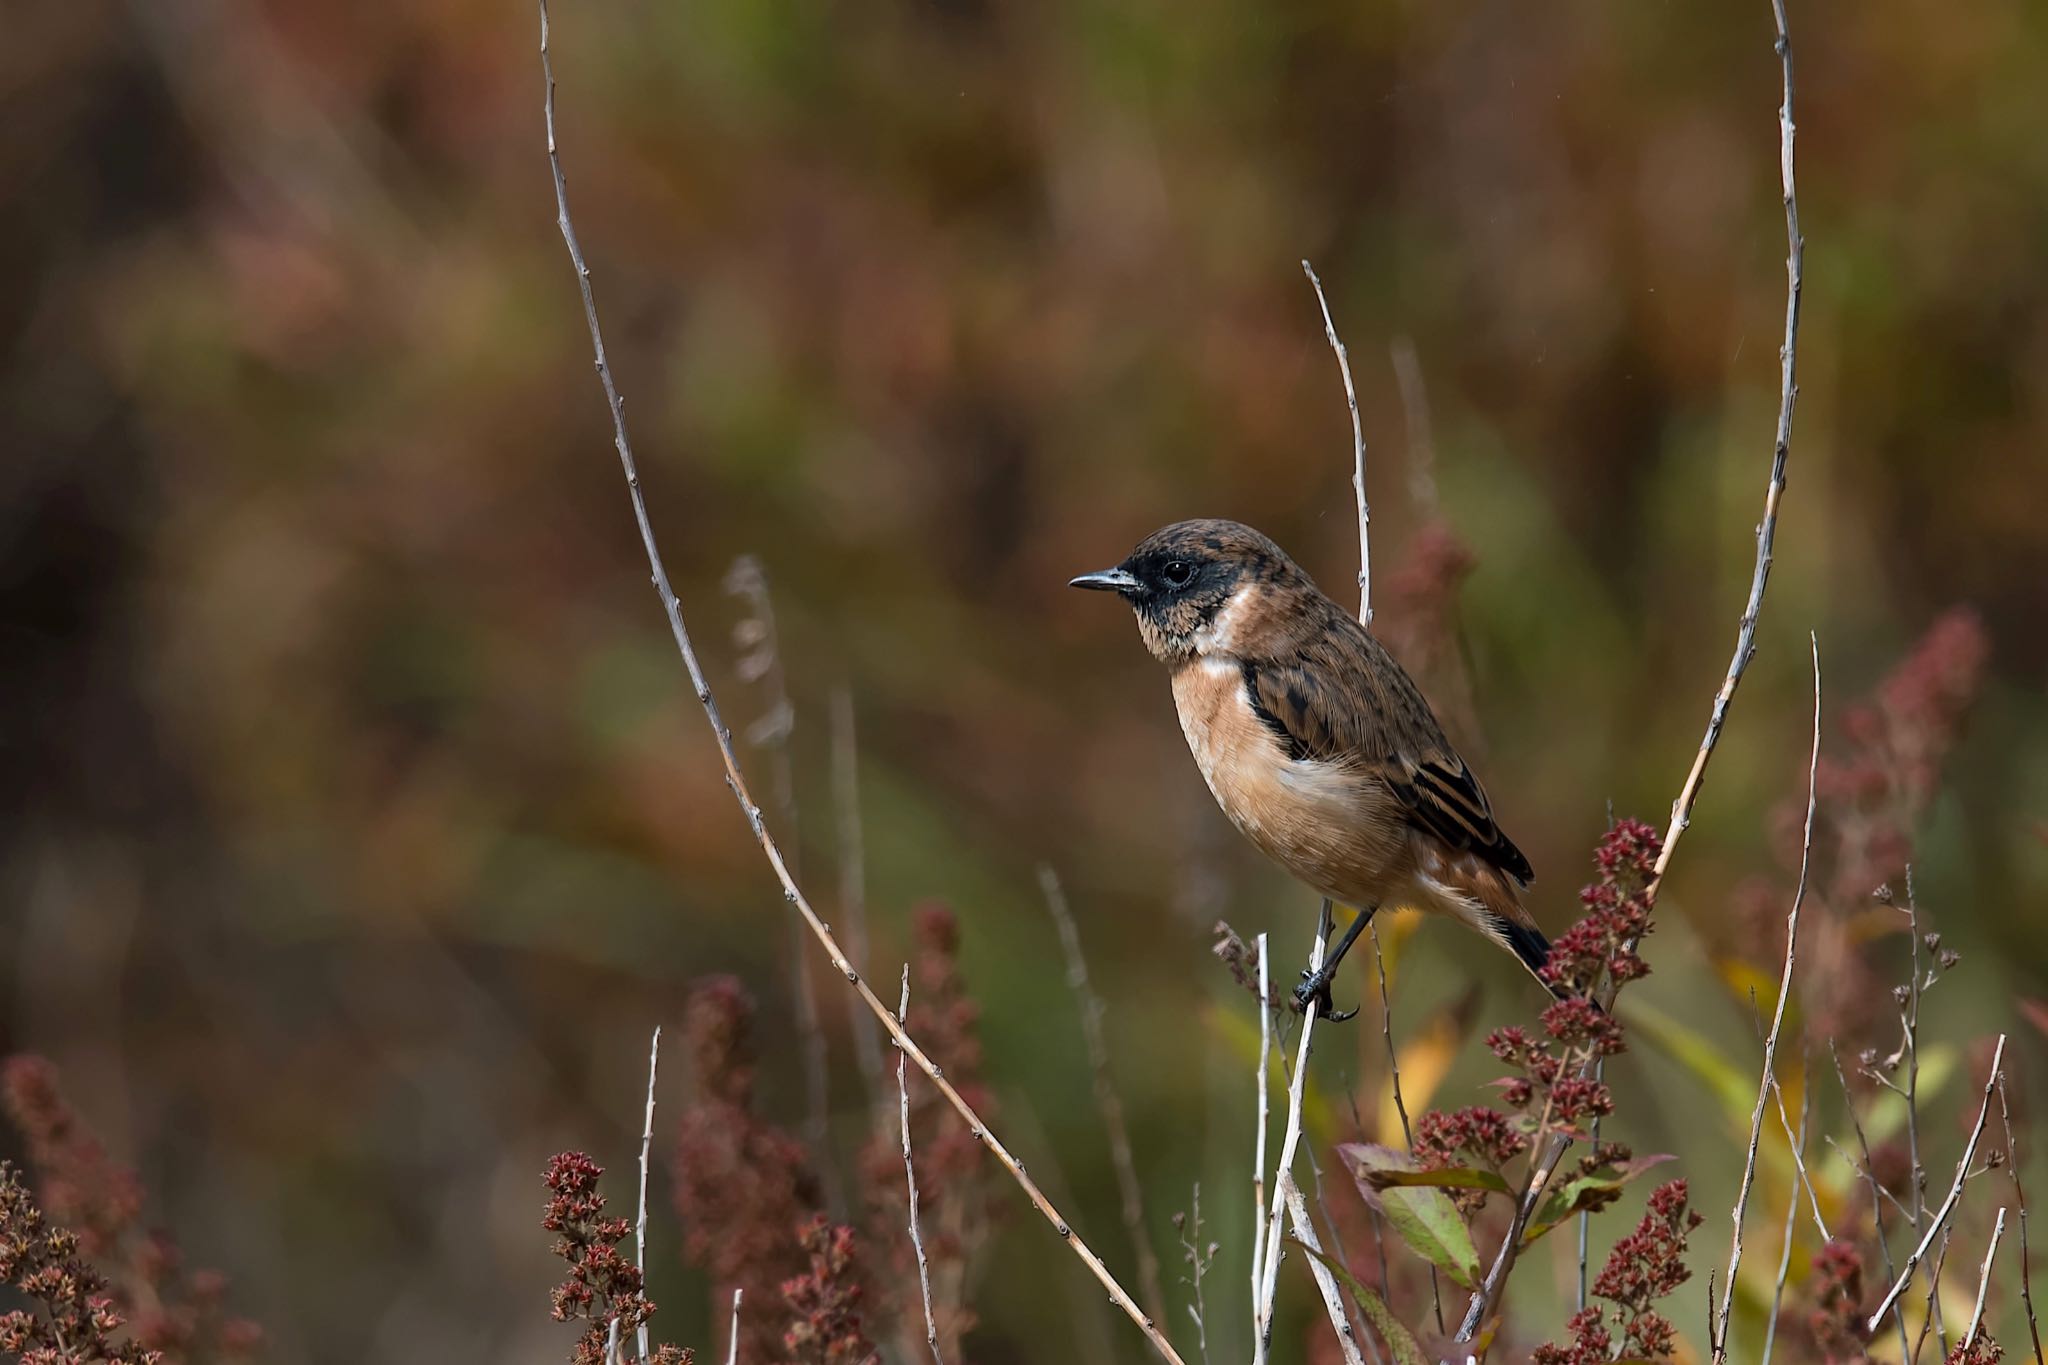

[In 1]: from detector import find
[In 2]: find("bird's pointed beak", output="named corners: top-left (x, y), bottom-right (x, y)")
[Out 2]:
top-left (1068, 566), bottom-right (1140, 594)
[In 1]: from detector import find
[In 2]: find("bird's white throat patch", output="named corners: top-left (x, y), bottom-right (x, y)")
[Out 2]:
top-left (1192, 583), bottom-right (1256, 656)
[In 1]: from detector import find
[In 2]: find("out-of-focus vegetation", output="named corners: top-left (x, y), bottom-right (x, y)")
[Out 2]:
top-left (4, 0), bottom-right (2046, 1361)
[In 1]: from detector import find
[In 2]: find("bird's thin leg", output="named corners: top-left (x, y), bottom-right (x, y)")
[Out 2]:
top-left (1292, 904), bottom-right (1376, 1022)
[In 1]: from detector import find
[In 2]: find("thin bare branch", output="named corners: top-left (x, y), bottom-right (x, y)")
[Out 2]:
top-left (727, 1288), bottom-right (743, 1365)
top-left (1371, 923), bottom-right (1442, 1333)
top-left (832, 688), bottom-right (887, 1106)
top-left (1252, 932), bottom-right (1272, 1345)
top-left (1302, 260), bottom-right (1370, 624)
top-left (636, 1025), bottom-right (661, 1363)
top-left (1040, 864), bottom-right (1168, 1329)
top-left (1869, 1034), bottom-right (2009, 1332)
top-left (1998, 1073), bottom-right (2046, 1364)
top-left (1281, 1172), bottom-right (1368, 1365)
top-left (536, 10), bottom-right (1183, 1357)
top-left (1830, 1039), bottom-right (1913, 1358)
top-left (897, 968), bottom-right (944, 1365)
top-left (1256, 906), bottom-right (1334, 1358)
top-left (1964, 1207), bottom-right (2010, 1353)
top-left (1455, 0), bottom-right (1804, 1339)
top-left (1714, 633), bottom-right (1821, 1361)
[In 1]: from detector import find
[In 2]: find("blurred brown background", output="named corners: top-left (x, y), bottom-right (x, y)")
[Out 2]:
top-left (5, 0), bottom-right (2047, 1360)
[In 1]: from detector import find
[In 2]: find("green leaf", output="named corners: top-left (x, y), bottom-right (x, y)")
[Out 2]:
top-left (1338, 1144), bottom-right (1483, 1288)
top-left (1291, 1240), bottom-right (1430, 1365)
top-left (1619, 999), bottom-right (1755, 1120)
top-left (1522, 1154), bottom-right (1677, 1244)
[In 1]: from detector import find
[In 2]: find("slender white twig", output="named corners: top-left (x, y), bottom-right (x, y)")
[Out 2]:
top-left (727, 1288), bottom-right (743, 1365)
top-left (1302, 260), bottom-right (1370, 624)
top-left (1965, 1207), bottom-right (2010, 1352)
top-left (1869, 1034), bottom-right (2009, 1332)
top-left (897, 968), bottom-right (944, 1365)
top-left (1251, 932), bottom-right (1272, 1343)
top-left (1280, 1172), bottom-right (1367, 1365)
top-left (1455, 0), bottom-right (1804, 1338)
top-left (1040, 865), bottom-right (1167, 1328)
top-left (1830, 1041), bottom-right (1914, 1359)
top-left (1255, 905), bottom-right (1333, 1356)
top-left (536, 10), bottom-right (1183, 1358)
top-left (832, 688), bottom-right (887, 1107)
top-left (636, 1026), bottom-right (661, 1363)
top-left (1714, 634), bottom-right (1821, 1361)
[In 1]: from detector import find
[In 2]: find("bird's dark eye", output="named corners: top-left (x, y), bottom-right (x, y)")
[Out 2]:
top-left (1161, 559), bottom-right (1195, 588)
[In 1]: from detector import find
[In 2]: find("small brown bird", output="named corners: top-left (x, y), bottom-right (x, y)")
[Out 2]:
top-left (1071, 518), bottom-right (1549, 1017)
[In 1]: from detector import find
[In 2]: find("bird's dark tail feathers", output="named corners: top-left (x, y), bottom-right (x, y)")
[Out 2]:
top-left (1486, 913), bottom-right (1560, 997)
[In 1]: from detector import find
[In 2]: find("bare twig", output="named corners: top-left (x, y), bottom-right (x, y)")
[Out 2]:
top-left (636, 1025), bottom-right (661, 1363)
top-left (1252, 932), bottom-right (1272, 1342)
top-left (1040, 864), bottom-right (1168, 1329)
top-left (537, 11), bottom-right (1184, 1358)
top-left (897, 968), bottom-right (944, 1365)
top-left (832, 688), bottom-right (887, 1106)
top-left (1302, 260), bottom-right (1371, 624)
top-left (1455, 0), bottom-right (1804, 1341)
top-left (1177, 1185), bottom-right (1216, 1365)
top-left (1964, 1207), bottom-right (2010, 1353)
top-left (1998, 1073), bottom-right (2046, 1364)
top-left (1713, 633), bottom-right (1821, 1361)
top-left (1256, 906), bottom-right (1334, 1358)
top-left (1869, 1034), bottom-right (2009, 1332)
top-left (1831, 1039), bottom-right (1913, 1359)
top-left (727, 1288), bottom-right (743, 1365)
top-left (1759, 1064), bottom-right (1812, 1365)
top-left (1281, 1172), bottom-right (1368, 1365)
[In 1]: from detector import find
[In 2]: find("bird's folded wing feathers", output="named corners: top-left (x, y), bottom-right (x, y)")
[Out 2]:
top-left (1243, 650), bottom-right (1535, 888)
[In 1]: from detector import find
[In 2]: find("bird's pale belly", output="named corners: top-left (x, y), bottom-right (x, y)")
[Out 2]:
top-left (1171, 662), bottom-right (1409, 905)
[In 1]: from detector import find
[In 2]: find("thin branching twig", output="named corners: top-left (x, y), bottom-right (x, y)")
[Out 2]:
top-left (1040, 864), bottom-right (1168, 1329)
top-left (1998, 1073), bottom-right (2046, 1364)
top-left (897, 968), bottom-right (944, 1365)
top-left (1177, 1185), bottom-right (1216, 1365)
top-left (1714, 633), bottom-right (1821, 1361)
top-left (1869, 1034), bottom-right (2010, 1332)
top-left (636, 1025), bottom-right (660, 1363)
top-left (1455, 0), bottom-right (1804, 1339)
top-left (1831, 1039), bottom-right (1913, 1359)
top-left (537, 11), bottom-right (1184, 1357)
top-left (1759, 1062), bottom-right (1812, 1365)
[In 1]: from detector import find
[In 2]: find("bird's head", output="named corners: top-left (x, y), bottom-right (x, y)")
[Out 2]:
top-left (1069, 518), bottom-right (1302, 664)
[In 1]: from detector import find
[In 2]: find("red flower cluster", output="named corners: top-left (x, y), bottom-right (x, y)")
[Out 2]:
top-left (1803, 1238), bottom-right (1868, 1364)
top-left (2, 1056), bottom-right (262, 1362)
top-left (542, 1152), bottom-right (692, 1365)
top-left (1541, 818), bottom-right (1659, 997)
top-left (1535, 1180), bottom-right (1701, 1363)
top-left (674, 977), bottom-right (822, 1361)
top-left (780, 1215), bottom-right (877, 1365)
top-left (1948, 1336), bottom-right (2005, 1364)
top-left (1414, 1107), bottom-right (1528, 1215)
top-left (0, 1161), bottom-right (159, 1365)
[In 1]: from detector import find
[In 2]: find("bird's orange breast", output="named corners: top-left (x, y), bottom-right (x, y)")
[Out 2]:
top-left (1169, 660), bottom-right (1409, 904)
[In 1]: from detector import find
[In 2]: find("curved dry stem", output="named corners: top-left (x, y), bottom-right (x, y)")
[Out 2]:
top-left (537, 8), bottom-right (1184, 1358)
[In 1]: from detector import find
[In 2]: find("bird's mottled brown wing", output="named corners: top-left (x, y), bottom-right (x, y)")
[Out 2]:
top-left (1241, 622), bottom-right (1535, 887)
